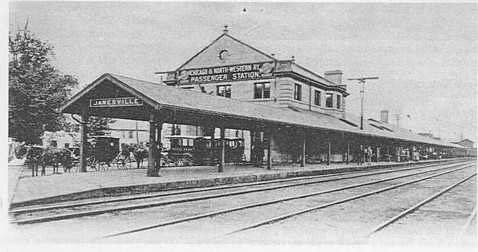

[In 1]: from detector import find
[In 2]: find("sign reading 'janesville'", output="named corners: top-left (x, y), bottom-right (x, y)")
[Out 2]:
top-left (90, 97), bottom-right (143, 107)
top-left (177, 62), bottom-right (275, 84)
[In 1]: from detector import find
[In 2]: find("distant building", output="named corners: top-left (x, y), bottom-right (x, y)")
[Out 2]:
top-left (452, 139), bottom-right (475, 148)
top-left (451, 139), bottom-right (476, 157)
top-left (42, 130), bottom-right (78, 149)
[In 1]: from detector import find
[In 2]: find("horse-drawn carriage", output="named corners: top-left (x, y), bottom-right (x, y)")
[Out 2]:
top-left (85, 136), bottom-right (119, 171)
top-left (25, 145), bottom-right (76, 176)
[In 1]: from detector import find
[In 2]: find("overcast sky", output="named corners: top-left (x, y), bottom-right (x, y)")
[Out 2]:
top-left (8, 1), bottom-right (477, 142)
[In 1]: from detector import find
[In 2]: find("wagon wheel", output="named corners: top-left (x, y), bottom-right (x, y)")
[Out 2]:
top-left (71, 161), bottom-right (79, 172)
top-left (116, 157), bottom-right (125, 170)
top-left (125, 157), bottom-right (132, 169)
top-left (98, 162), bottom-right (107, 171)
top-left (87, 157), bottom-right (99, 171)
top-left (92, 160), bottom-right (101, 172)
top-left (116, 156), bottom-right (131, 170)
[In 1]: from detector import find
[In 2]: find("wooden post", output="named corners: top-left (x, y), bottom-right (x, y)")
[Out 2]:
top-left (210, 127), bottom-right (215, 166)
top-left (301, 131), bottom-right (306, 167)
top-left (156, 122), bottom-right (163, 174)
top-left (79, 109), bottom-right (89, 173)
top-left (346, 142), bottom-right (350, 164)
top-left (219, 126), bottom-right (225, 172)
top-left (250, 130), bottom-right (254, 164)
top-left (147, 113), bottom-right (158, 177)
top-left (267, 129), bottom-right (272, 170)
top-left (327, 141), bottom-right (331, 165)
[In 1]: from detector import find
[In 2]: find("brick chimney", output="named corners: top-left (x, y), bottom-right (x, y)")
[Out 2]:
top-left (324, 70), bottom-right (342, 85)
top-left (381, 110), bottom-right (389, 124)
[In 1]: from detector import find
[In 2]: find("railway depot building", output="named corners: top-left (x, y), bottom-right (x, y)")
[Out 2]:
top-left (60, 28), bottom-right (460, 176)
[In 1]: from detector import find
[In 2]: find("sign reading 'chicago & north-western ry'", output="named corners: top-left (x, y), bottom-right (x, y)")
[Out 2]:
top-left (90, 97), bottom-right (143, 108)
top-left (177, 62), bottom-right (275, 84)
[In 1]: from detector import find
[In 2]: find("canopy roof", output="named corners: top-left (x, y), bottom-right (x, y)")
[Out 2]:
top-left (60, 73), bottom-right (461, 148)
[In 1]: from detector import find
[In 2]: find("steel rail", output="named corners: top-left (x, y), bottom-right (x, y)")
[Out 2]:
top-left (366, 172), bottom-right (476, 236)
top-left (224, 164), bottom-right (474, 236)
top-left (14, 162), bottom-right (469, 225)
top-left (11, 160), bottom-right (469, 216)
top-left (101, 163), bottom-right (473, 239)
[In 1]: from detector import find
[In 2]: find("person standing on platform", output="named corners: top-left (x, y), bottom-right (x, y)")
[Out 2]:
top-left (357, 145), bottom-right (364, 165)
top-left (257, 142), bottom-right (264, 167)
top-left (252, 142), bottom-right (264, 167)
top-left (367, 146), bottom-right (372, 165)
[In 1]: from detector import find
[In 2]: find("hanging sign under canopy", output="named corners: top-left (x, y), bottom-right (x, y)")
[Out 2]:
top-left (90, 97), bottom-right (143, 108)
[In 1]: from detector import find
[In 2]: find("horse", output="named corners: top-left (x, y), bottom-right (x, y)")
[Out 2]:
top-left (57, 148), bottom-right (74, 172)
top-left (25, 145), bottom-right (44, 177)
top-left (131, 144), bottom-right (148, 169)
top-left (43, 147), bottom-right (65, 174)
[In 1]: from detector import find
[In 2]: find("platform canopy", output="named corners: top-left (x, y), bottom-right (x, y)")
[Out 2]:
top-left (59, 73), bottom-right (461, 148)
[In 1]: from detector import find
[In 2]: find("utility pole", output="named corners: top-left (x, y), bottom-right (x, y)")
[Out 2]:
top-left (395, 113), bottom-right (401, 127)
top-left (347, 77), bottom-right (379, 130)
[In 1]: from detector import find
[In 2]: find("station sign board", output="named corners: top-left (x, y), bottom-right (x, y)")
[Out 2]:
top-left (177, 61), bottom-right (275, 85)
top-left (90, 97), bottom-right (143, 108)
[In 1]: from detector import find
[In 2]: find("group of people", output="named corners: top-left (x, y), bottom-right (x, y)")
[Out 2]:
top-left (356, 145), bottom-right (373, 165)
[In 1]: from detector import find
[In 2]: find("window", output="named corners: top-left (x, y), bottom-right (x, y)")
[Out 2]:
top-left (336, 94), bottom-right (341, 109)
top-left (326, 93), bottom-right (333, 108)
top-left (128, 131), bottom-right (133, 139)
top-left (172, 124), bottom-right (181, 135)
top-left (254, 82), bottom-right (270, 99)
top-left (217, 85), bottom-right (231, 98)
top-left (294, 84), bottom-right (302, 101)
top-left (314, 90), bottom-right (321, 106)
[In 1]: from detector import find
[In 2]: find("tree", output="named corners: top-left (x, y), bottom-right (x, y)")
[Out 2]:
top-left (9, 22), bottom-right (79, 144)
top-left (86, 117), bottom-right (116, 137)
top-left (64, 116), bottom-right (116, 138)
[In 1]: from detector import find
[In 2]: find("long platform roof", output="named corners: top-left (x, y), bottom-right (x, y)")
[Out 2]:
top-left (60, 73), bottom-right (460, 148)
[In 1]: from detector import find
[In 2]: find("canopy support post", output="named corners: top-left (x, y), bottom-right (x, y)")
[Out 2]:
top-left (79, 108), bottom-right (89, 173)
top-left (218, 126), bottom-right (225, 173)
top-left (301, 131), bottom-right (306, 167)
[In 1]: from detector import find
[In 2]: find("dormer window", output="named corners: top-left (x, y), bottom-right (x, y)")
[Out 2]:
top-left (326, 93), bottom-right (333, 108)
top-left (314, 90), bottom-right (321, 106)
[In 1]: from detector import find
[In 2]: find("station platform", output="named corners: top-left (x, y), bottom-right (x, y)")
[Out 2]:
top-left (7, 159), bottom-right (456, 209)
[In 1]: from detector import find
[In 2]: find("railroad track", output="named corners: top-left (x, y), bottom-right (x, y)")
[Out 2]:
top-left (10, 160), bottom-right (472, 225)
top-left (223, 164), bottom-right (476, 237)
top-left (366, 173), bottom-right (476, 236)
top-left (12, 160), bottom-right (464, 213)
top-left (96, 161), bottom-right (475, 240)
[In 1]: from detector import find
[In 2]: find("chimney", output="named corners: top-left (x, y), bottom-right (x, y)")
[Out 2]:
top-left (324, 70), bottom-right (342, 85)
top-left (380, 110), bottom-right (389, 124)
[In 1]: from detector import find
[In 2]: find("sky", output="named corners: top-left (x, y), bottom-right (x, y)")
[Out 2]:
top-left (6, 1), bottom-right (478, 143)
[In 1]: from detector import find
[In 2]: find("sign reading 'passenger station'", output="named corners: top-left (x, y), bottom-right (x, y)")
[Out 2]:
top-left (177, 62), bottom-right (275, 84)
top-left (90, 97), bottom-right (143, 107)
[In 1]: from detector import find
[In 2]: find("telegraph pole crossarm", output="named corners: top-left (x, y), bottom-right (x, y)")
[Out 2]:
top-left (347, 77), bottom-right (379, 130)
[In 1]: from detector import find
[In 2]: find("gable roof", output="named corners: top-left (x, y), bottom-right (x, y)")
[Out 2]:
top-left (60, 73), bottom-right (461, 149)
top-left (176, 32), bottom-right (277, 71)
